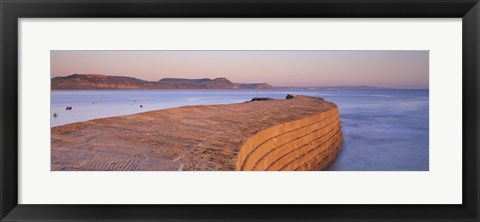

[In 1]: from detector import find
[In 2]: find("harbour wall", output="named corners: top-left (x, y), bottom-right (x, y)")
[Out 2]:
top-left (236, 107), bottom-right (343, 171)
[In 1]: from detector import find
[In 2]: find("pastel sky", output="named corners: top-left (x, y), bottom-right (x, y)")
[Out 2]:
top-left (51, 50), bottom-right (429, 89)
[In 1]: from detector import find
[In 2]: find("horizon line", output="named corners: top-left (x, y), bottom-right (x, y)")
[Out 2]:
top-left (52, 73), bottom-right (428, 90)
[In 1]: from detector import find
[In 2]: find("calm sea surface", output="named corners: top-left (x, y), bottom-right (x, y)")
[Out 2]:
top-left (51, 90), bottom-right (429, 171)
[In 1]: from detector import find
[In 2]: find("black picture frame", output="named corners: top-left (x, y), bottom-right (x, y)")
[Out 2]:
top-left (1, 0), bottom-right (479, 221)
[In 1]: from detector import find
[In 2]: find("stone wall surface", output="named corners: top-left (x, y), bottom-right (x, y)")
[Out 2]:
top-left (52, 95), bottom-right (342, 171)
top-left (236, 107), bottom-right (342, 171)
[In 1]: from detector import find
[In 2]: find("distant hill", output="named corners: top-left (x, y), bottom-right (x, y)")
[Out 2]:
top-left (279, 85), bottom-right (394, 90)
top-left (51, 74), bottom-right (395, 90)
top-left (51, 74), bottom-right (275, 90)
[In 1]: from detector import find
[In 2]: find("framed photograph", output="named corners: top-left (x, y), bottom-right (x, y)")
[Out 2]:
top-left (1, 0), bottom-right (479, 221)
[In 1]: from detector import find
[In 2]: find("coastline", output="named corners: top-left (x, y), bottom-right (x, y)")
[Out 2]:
top-left (51, 95), bottom-right (343, 171)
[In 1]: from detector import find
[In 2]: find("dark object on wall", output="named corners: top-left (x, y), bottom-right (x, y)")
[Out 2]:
top-left (251, 97), bottom-right (275, 101)
top-left (286, 94), bottom-right (296, 99)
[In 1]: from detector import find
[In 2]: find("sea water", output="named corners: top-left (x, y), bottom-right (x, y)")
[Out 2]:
top-left (51, 90), bottom-right (429, 171)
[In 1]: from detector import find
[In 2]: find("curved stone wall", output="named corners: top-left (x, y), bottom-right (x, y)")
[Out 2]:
top-left (236, 106), bottom-right (343, 171)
